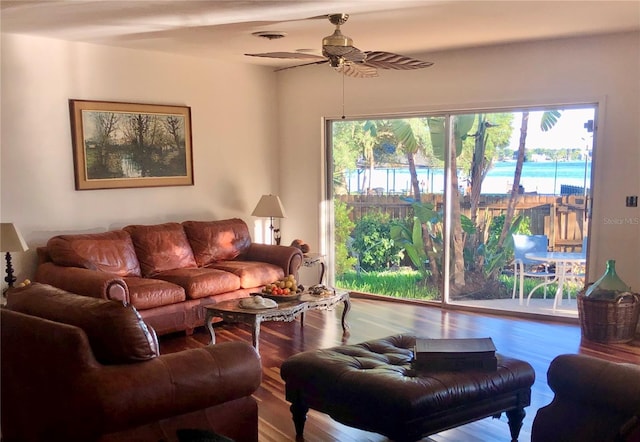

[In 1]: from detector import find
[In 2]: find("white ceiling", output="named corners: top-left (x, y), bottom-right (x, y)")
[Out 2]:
top-left (2, 1), bottom-right (639, 68)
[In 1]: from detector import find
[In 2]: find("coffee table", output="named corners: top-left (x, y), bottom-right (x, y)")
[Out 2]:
top-left (204, 290), bottom-right (350, 352)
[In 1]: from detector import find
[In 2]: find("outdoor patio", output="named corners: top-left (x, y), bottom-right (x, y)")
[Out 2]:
top-left (452, 296), bottom-right (579, 319)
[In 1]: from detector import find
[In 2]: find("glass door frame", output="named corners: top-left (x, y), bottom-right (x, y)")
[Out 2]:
top-left (323, 101), bottom-right (597, 318)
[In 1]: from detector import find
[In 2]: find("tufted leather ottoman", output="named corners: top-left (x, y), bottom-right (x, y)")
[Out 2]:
top-left (280, 334), bottom-right (535, 442)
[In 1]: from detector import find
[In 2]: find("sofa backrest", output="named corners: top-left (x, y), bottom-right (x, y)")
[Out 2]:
top-left (124, 222), bottom-right (198, 277)
top-left (182, 218), bottom-right (252, 267)
top-left (5, 283), bottom-right (159, 365)
top-left (47, 230), bottom-right (141, 277)
top-left (44, 219), bottom-right (255, 278)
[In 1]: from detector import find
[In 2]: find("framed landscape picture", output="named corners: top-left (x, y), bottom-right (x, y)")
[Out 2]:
top-left (69, 99), bottom-right (193, 190)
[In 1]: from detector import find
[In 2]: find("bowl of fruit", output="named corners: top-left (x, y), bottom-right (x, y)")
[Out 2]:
top-left (253, 274), bottom-right (303, 302)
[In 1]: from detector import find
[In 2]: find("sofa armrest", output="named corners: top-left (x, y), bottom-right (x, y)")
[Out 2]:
top-left (546, 354), bottom-right (640, 412)
top-left (532, 354), bottom-right (640, 442)
top-left (35, 261), bottom-right (129, 304)
top-left (84, 341), bottom-right (262, 433)
top-left (246, 243), bottom-right (303, 277)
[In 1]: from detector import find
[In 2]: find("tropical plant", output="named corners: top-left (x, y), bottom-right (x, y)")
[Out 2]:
top-left (479, 214), bottom-right (524, 278)
top-left (391, 200), bottom-right (478, 284)
top-left (390, 203), bottom-right (439, 280)
top-left (379, 118), bottom-right (445, 284)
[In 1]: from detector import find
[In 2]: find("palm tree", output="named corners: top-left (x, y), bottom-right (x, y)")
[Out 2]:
top-left (497, 110), bottom-right (562, 249)
top-left (331, 121), bottom-right (374, 194)
top-left (360, 121), bottom-right (377, 194)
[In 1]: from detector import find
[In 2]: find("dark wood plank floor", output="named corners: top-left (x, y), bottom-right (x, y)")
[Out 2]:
top-left (159, 296), bottom-right (640, 442)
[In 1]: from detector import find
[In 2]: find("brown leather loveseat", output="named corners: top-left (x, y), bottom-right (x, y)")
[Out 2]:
top-left (35, 218), bottom-right (303, 335)
top-left (1, 283), bottom-right (262, 442)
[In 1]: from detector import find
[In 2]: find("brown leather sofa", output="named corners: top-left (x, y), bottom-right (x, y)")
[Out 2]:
top-left (35, 218), bottom-right (303, 335)
top-left (1, 283), bottom-right (262, 442)
top-left (531, 353), bottom-right (640, 442)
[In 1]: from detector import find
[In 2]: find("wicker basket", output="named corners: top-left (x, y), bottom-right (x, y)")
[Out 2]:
top-left (577, 292), bottom-right (640, 344)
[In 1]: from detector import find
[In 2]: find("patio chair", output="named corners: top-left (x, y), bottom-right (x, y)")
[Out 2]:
top-left (512, 234), bottom-right (555, 305)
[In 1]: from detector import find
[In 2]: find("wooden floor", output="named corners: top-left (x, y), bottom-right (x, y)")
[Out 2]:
top-left (159, 296), bottom-right (640, 442)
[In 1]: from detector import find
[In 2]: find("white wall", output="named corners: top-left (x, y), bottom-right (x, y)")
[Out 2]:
top-left (2, 32), bottom-right (639, 292)
top-left (277, 32), bottom-right (640, 290)
top-left (1, 33), bottom-right (281, 284)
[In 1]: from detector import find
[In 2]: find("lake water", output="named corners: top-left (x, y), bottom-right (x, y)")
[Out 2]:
top-left (346, 160), bottom-right (591, 195)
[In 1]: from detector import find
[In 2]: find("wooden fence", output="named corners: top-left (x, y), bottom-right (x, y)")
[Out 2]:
top-left (337, 193), bottom-right (588, 252)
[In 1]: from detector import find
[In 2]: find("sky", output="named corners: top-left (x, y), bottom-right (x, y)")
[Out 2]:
top-left (507, 107), bottom-right (596, 151)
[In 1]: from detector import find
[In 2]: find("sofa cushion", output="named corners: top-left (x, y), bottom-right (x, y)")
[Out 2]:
top-left (182, 219), bottom-right (252, 267)
top-left (122, 276), bottom-right (187, 310)
top-left (47, 230), bottom-right (141, 277)
top-left (124, 222), bottom-right (197, 277)
top-left (153, 267), bottom-right (242, 299)
top-left (209, 260), bottom-right (284, 289)
top-left (6, 283), bottom-right (158, 365)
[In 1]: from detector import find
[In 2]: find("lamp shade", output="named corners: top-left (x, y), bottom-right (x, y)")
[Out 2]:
top-left (1, 223), bottom-right (28, 253)
top-left (251, 195), bottom-right (286, 218)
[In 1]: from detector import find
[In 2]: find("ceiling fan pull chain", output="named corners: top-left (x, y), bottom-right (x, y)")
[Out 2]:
top-left (341, 67), bottom-right (346, 119)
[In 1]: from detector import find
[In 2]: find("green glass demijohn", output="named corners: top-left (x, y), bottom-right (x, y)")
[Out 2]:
top-left (584, 259), bottom-right (631, 301)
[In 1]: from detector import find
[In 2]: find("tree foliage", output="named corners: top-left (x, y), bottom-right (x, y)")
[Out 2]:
top-left (333, 199), bottom-right (358, 275)
top-left (351, 212), bottom-right (403, 272)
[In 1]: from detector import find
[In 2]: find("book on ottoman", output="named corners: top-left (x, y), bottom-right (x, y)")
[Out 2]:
top-left (413, 337), bottom-right (497, 372)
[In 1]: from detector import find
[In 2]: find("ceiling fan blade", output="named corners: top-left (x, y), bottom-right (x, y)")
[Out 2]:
top-left (336, 63), bottom-right (378, 79)
top-left (274, 59), bottom-right (329, 72)
top-left (245, 52), bottom-right (326, 61)
top-left (363, 51), bottom-right (434, 70)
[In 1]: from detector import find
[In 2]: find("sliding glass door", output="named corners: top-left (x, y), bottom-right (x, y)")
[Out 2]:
top-left (328, 117), bottom-right (446, 302)
top-left (327, 105), bottom-right (595, 319)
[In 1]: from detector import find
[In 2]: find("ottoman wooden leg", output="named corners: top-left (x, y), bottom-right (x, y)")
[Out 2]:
top-left (506, 407), bottom-right (526, 442)
top-left (289, 395), bottom-right (309, 439)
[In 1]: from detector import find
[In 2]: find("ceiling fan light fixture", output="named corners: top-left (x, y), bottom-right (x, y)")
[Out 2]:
top-left (322, 28), bottom-right (353, 49)
top-left (327, 56), bottom-right (344, 68)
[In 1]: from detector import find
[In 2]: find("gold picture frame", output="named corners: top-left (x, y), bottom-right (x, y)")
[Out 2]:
top-left (69, 99), bottom-right (193, 190)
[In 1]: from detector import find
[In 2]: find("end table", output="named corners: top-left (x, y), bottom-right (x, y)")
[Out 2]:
top-left (302, 253), bottom-right (325, 285)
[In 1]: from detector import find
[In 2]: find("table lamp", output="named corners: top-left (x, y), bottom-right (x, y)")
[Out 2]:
top-left (252, 194), bottom-right (286, 244)
top-left (1, 223), bottom-right (29, 288)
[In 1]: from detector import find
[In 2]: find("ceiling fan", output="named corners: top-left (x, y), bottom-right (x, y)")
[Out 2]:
top-left (245, 13), bottom-right (434, 78)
